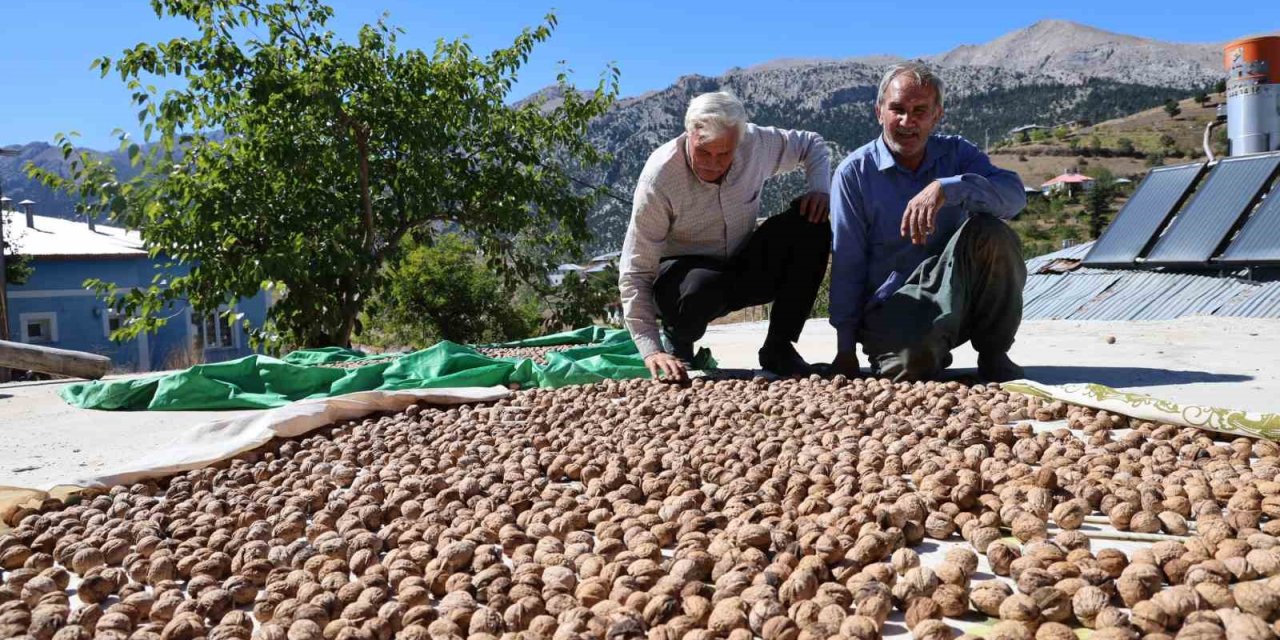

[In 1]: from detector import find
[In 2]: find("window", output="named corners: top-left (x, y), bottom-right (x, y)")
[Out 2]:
top-left (20, 312), bottom-right (58, 344)
top-left (104, 309), bottom-right (127, 337)
top-left (192, 306), bottom-right (237, 350)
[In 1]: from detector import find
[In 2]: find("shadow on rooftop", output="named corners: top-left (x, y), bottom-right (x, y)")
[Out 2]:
top-left (1015, 365), bottom-right (1252, 388)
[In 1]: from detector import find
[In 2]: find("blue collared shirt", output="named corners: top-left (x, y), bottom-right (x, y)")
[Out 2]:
top-left (829, 134), bottom-right (1026, 352)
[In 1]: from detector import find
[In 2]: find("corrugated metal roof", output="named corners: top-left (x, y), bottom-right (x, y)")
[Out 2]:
top-left (1215, 281), bottom-right (1280, 317)
top-left (1025, 242), bottom-right (1094, 273)
top-left (1021, 240), bottom-right (1280, 321)
top-left (1024, 273), bottom-right (1122, 319)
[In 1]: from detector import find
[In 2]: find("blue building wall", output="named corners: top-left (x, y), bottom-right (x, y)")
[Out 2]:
top-left (6, 255), bottom-right (268, 372)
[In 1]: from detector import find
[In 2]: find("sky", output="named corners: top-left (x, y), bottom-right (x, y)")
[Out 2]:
top-left (1, 0), bottom-right (1276, 149)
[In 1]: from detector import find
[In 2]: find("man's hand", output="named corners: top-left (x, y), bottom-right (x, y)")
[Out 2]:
top-left (901, 180), bottom-right (947, 245)
top-left (831, 350), bottom-right (861, 377)
top-left (645, 352), bottom-right (688, 381)
top-left (796, 191), bottom-right (830, 224)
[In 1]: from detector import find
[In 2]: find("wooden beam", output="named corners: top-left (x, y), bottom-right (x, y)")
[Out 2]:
top-left (0, 340), bottom-right (111, 380)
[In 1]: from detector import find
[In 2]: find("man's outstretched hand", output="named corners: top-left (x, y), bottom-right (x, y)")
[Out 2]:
top-left (901, 180), bottom-right (946, 245)
top-left (645, 352), bottom-right (688, 381)
top-left (796, 191), bottom-right (831, 224)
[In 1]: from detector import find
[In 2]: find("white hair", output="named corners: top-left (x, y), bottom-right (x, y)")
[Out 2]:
top-left (684, 91), bottom-right (748, 142)
top-left (877, 62), bottom-right (946, 109)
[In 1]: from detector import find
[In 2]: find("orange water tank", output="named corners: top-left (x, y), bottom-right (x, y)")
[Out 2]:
top-left (1223, 35), bottom-right (1280, 155)
top-left (1224, 36), bottom-right (1280, 84)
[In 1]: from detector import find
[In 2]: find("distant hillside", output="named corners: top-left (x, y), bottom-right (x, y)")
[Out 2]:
top-left (0, 142), bottom-right (139, 220)
top-left (989, 91), bottom-right (1226, 189)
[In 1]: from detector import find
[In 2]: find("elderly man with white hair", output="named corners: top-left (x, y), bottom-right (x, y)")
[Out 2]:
top-left (619, 91), bottom-right (832, 380)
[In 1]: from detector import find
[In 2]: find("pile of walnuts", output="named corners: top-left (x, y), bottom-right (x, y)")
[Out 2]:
top-left (473, 346), bottom-right (572, 365)
top-left (318, 356), bottom-right (401, 371)
top-left (2, 374), bottom-right (1280, 640)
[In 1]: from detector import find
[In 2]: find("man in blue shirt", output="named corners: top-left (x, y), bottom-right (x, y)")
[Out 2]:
top-left (829, 62), bottom-right (1028, 382)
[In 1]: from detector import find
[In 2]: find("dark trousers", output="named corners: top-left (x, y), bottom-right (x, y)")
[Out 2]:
top-left (654, 203), bottom-right (832, 349)
top-left (859, 213), bottom-right (1025, 381)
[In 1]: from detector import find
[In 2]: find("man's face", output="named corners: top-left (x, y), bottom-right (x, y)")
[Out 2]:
top-left (876, 75), bottom-right (943, 163)
top-left (686, 128), bottom-right (738, 182)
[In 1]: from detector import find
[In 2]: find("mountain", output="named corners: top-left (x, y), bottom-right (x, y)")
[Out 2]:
top-left (2, 20), bottom-right (1224, 253)
top-left (0, 142), bottom-right (139, 221)
top-left (931, 19), bottom-right (1222, 87)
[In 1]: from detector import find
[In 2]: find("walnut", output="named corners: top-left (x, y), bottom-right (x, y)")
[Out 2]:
top-left (1130, 600), bottom-right (1170, 634)
top-left (987, 620), bottom-right (1033, 640)
top-left (1194, 582), bottom-right (1235, 610)
top-left (925, 512), bottom-right (956, 540)
top-left (1071, 585), bottom-right (1110, 628)
top-left (945, 548), bottom-right (979, 579)
top-left (932, 584), bottom-right (969, 618)
top-left (1016, 568), bottom-right (1057, 596)
top-left (912, 618), bottom-right (956, 640)
top-left (987, 543), bottom-right (1020, 577)
top-left (1029, 587), bottom-right (1069, 623)
top-left (1094, 607), bottom-right (1128, 629)
top-left (838, 615), bottom-right (879, 640)
top-left (853, 592), bottom-right (892, 628)
top-left (892, 548), bottom-right (921, 575)
top-left (905, 597), bottom-right (942, 630)
top-left (969, 527), bottom-right (1003, 554)
top-left (1050, 500), bottom-right (1087, 530)
top-left (1092, 549), bottom-right (1126, 579)
top-left (971, 581), bottom-right (1012, 617)
top-left (1234, 581), bottom-right (1280, 619)
top-left (160, 613), bottom-right (206, 640)
top-left (1152, 585), bottom-right (1201, 621)
top-left (69, 548), bottom-right (105, 575)
top-left (761, 615), bottom-right (799, 640)
top-left (1034, 622), bottom-right (1075, 640)
top-left (735, 524), bottom-right (771, 550)
top-left (1116, 563), bottom-right (1162, 607)
top-left (1089, 627), bottom-right (1138, 640)
top-left (75, 575), bottom-right (114, 604)
top-left (999, 592), bottom-right (1041, 625)
top-left (1174, 621), bottom-right (1225, 640)
top-left (1217, 609), bottom-right (1273, 640)
top-left (709, 596), bottom-right (747, 634)
top-left (780, 569), bottom-right (819, 606)
top-left (1012, 513), bottom-right (1048, 543)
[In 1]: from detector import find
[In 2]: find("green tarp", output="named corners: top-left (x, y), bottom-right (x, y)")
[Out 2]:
top-left (60, 327), bottom-right (700, 412)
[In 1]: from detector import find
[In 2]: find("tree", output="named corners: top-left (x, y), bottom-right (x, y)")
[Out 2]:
top-left (1164, 99), bottom-right (1182, 118)
top-left (1116, 138), bottom-right (1136, 155)
top-left (1159, 134), bottom-right (1177, 149)
top-left (29, 0), bottom-right (618, 348)
top-left (1194, 91), bottom-right (1209, 105)
top-left (2, 212), bottom-right (33, 286)
top-left (540, 267), bottom-right (620, 333)
top-left (1089, 136), bottom-right (1102, 152)
top-left (1214, 79), bottom-right (1228, 94)
top-left (1084, 169), bottom-right (1116, 239)
top-left (1053, 126), bottom-right (1070, 140)
top-left (1017, 130), bottom-right (1031, 144)
top-left (1030, 129), bottom-right (1049, 143)
top-left (359, 234), bottom-right (538, 347)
